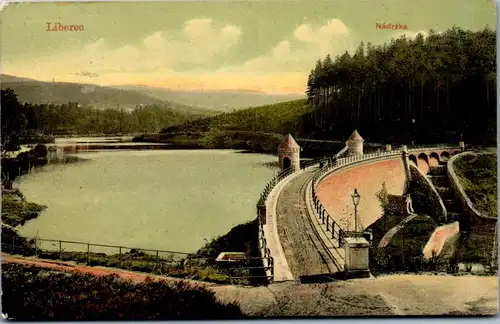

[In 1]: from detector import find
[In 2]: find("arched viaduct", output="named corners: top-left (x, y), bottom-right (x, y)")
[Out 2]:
top-left (407, 148), bottom-right (462, 174)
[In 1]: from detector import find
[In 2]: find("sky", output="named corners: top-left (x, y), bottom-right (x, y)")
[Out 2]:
top-left (0, 0), bottom-right (496, 94)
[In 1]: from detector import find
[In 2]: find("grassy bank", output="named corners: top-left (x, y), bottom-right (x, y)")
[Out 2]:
top-left (370, 215), bottom-right (438, 273)
top-left (1, 190), bottom-right (47, 227)
top-left (1, 263), bottom-right (243, 320)
top-left (453, 153), bottom-right (497, 217)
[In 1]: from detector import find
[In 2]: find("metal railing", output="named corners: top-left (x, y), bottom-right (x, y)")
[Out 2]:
top-left (406, 143), bottom-right (459, 150)
top-left (300, 145), bottom-right (349, 170)
top-left (258, 167), bottom-right (295, 205)
top-left (4, 236), bottom-right (272, 283)
top-left (7, 236), bottom-right (190, 266)
top-left (256, 220), bottom-right (274, 281)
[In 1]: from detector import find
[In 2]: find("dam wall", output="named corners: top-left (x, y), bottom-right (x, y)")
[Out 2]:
top-left (316, 158), bottom-right (406, 231)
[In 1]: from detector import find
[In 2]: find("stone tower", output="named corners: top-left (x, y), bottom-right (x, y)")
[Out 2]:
top-left (278, 134), bottom-right (301, 172)
top-left (346, 129), bottom-right (364, 156)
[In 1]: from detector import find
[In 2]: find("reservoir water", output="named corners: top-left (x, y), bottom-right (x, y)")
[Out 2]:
top-left (16, 149), bottom-right (277, 253)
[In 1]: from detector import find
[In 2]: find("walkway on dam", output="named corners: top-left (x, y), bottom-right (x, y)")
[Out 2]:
top-left (275, 168), bottom-right (340, 279)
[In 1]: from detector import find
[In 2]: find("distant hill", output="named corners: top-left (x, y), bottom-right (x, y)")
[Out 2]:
top-left (0, 74), bottom-right (218, 117)
top-left (115, 85), bottom-right (305, 112)
top-left (162, 98), bottom-right (311, 135)
top-left (139, 98), bottom-right (349, 157)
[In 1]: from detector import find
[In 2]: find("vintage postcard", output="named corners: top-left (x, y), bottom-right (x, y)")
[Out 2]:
top-left (0, 0), bottom-right (498, 319)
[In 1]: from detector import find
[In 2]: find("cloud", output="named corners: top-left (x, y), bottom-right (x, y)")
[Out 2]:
top-left (218, 18), bottom-right (353, 74)
top-left (4, 18), bottom-right (352, 94)
top-left (4, 18), bottom-right (242, 76)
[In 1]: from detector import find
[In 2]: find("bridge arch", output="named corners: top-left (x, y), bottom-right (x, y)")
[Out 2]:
top-left (440, 151), bottom-right (451, 161)
top-left (418, 153), bottom-right (429, 164)
top-left (429, 152), bottom-right (440, 165)
top-left (451, 150), bottom-right (461, 156)
top-left (417, 153), bottom-right (430, 174)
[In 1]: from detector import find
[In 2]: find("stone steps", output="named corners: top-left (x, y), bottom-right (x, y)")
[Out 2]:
top-left (428, 165), bottom-right (447, 176)
top-left (426, 163), bottom-right (467, 224)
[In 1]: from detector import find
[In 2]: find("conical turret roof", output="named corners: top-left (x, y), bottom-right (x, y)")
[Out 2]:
top-left (347, 129), bottom-right (364, 141)
top-left (278, 134), bottom-right (300, 149)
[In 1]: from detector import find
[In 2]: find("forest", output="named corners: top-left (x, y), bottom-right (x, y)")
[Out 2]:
top-left (303, 27), bottom-right (496, 145)
top-left (1, 88), bottom-right (200, 150)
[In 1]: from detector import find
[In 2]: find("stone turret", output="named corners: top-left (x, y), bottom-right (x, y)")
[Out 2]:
top-left (278, 134), bottom-right (300, 172)
top-left (346, 129), bottom-right (364, 156)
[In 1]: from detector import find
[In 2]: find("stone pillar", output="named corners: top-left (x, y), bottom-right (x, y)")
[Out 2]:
top-left (344, 237), bottom-right (370, 278)
top-left (459, 141), bottom-right (465, 151)
top-left (401, 146), bottom-right (412, 194)
top-left (386, 144), bottom-right (392, 152)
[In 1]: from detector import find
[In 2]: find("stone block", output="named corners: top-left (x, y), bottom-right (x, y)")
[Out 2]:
top-left (344, 237), bottom-right (370, 278)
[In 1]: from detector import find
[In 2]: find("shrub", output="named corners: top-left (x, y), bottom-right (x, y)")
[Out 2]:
top-left (375, 182), bottom-right (389, 214)
top-left (370, 215), bottom-right (438, 273)
top-left (1, 263), bottom-right (244, 320)
top-left (1, 193), bottom-right (47, 227)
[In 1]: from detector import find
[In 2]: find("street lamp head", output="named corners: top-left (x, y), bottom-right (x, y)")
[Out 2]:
top-left (351, 188), bottom-right (361, 206)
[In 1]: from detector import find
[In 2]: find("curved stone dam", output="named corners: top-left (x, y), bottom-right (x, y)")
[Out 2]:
top-left (316, 158), bottom-right (406, 230)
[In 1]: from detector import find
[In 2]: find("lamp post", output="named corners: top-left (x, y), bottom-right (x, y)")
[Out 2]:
top-left (351, 188), bottom-right (361, 234)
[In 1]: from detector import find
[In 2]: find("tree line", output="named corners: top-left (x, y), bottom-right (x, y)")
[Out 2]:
top-left (1, 88), bottom-right (197, 151)
top-left (303, 27), bottom-right (496, 145)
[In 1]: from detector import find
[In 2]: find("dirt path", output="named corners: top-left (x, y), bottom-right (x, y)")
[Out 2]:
top-left (275, 170), bottom-right (332, 278)
top-left (1, 253), bottom-right (213, 287)
top-left (218, 274), bottom-right (498, 316)
top-left (360, 274), bottom-right (498, 315)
